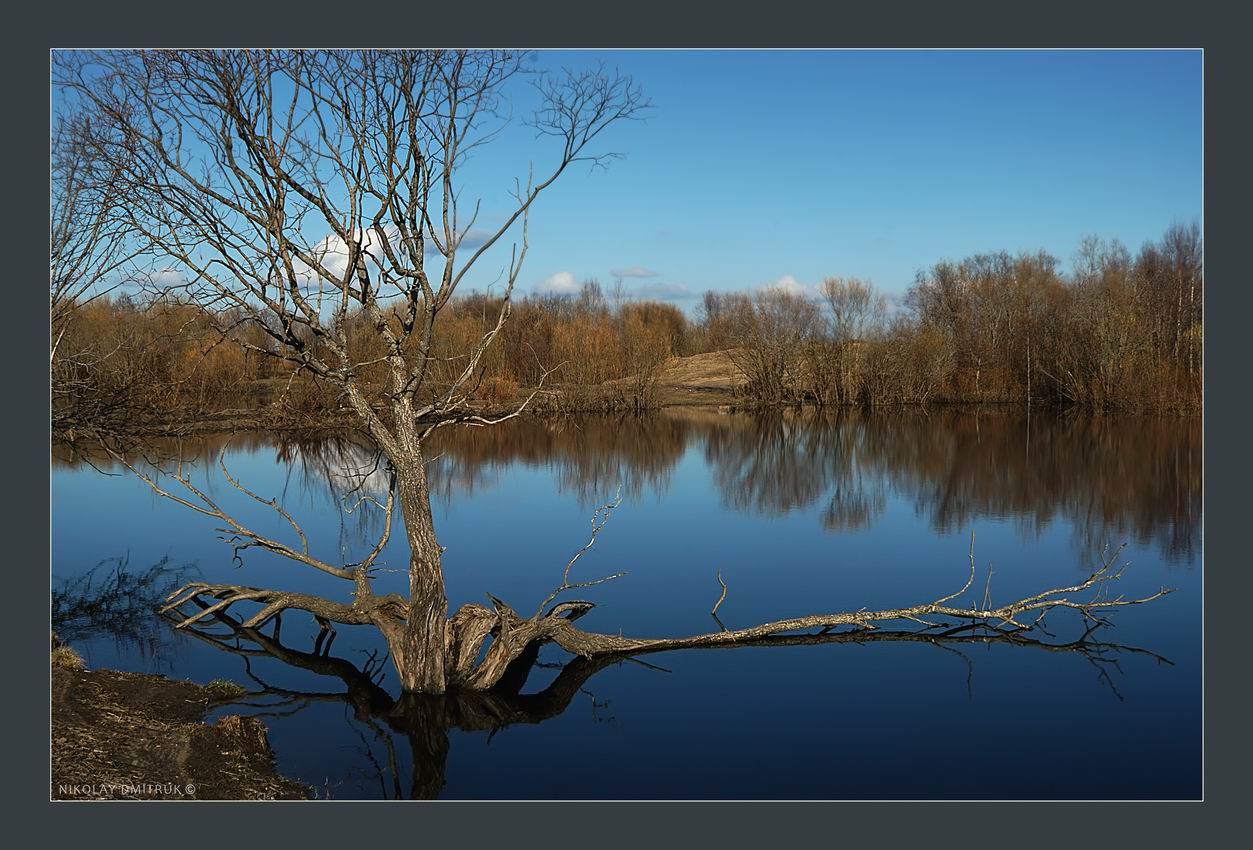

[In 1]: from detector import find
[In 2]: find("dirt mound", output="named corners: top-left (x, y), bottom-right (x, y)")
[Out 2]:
top-left (658, 350), bottom-right (747, 391)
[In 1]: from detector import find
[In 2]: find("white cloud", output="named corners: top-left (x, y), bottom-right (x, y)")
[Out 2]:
top-left (760, 274), bottom-right (812, 297)
top-left (300, 228), bottom-right (395, 283)
top-left (141, 267), bottom-right (187, 289)
top-left (299, 225), bottom-right (493, 280)
top-left (534, 271), bottom-right (579, 295)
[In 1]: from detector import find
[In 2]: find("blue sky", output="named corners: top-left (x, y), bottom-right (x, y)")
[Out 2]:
top-left (459, 49), bottom-right (1201, 305)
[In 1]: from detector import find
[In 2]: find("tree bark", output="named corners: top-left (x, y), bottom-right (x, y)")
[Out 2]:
top-left (385, 448), bottom-right (449, 693)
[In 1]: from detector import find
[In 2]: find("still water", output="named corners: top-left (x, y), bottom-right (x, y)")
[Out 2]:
top-left (51, 409), bottom-right (1201, 799)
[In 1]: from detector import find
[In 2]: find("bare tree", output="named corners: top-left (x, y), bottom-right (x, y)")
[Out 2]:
top-left (729, 289), bottom-right (819, 405)
top-left (50, 117), bottom-right (132, 354)
top-left (50, 114), bottom-right (149, 431)
top-left (815, 276), bottom-right (885, 404)
top-left (55, 50), bottom-right (1170, 696)
top-left (57, 49), bottom-right (648, 692)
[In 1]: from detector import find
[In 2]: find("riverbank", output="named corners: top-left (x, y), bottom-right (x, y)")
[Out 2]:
top-left (52, 350), bottom-right (750, 439)
top-left (51, 348), bottom-right (1198, 443)
top-left (51, 651), bottom-right (308, 800)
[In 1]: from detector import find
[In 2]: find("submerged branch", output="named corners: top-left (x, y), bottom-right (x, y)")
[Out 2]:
top-left (543, 538), bottom-right (1169, 661)
top-left (445, 528), bottom-right (1170, 690)
top-left (154, 488), bottom-right (1173, 695)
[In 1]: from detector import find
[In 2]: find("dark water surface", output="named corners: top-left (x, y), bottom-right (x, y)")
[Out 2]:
top-left (51, 409), bottom-right (1201, 799)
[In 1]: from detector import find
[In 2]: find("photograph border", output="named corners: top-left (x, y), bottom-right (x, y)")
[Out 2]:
top-left (16, 0), bottom-right (1247, 841)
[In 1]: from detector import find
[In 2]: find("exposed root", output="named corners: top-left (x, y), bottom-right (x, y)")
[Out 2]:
top-left (162, 582), bottom-right (406, 631)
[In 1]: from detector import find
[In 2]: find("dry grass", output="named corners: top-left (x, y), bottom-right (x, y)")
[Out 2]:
top-left (51, 645), bottom-right (84, 670)
top-left (204, 679), bottom-right (248, 699)
top-left (656, 349), bottom-right (747, 391)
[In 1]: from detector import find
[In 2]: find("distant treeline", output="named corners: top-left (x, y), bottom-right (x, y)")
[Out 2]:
top-left (715, 221), bottom-right (1201, 411)
top-left (51, 223), bottom-right (1200, 430)
top-left (51, 288), bottom-right (690, 428)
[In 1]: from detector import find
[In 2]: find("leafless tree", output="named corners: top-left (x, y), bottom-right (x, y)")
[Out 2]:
top-left (56, 48), bottom-right (649, 692)
top-left (729, 290), bottom-right (819, 405)
top-left (55, 50), bottom-right (1170, 695)
top-left (50, 117), bottom-right (133, 353)
top-left (50, 114), bottom-right (149, 431)
top-left (813, 276), bottom-right (885, 405)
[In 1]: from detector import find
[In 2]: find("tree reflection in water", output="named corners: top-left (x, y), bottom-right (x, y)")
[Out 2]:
top-left (56, 410), bottom-right (1198, 567)
top-left (697, 408), bottom-right (1198, 564)
top-left (51, 410), bottom-right (1197, 797)
top-left (52, 554), bottom-right (198, 670)
top-left (265, 409), bottom-right (1198, 567)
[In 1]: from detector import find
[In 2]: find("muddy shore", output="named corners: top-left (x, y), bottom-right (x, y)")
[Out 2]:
top-left (52, 657), bottom-right (308, 801)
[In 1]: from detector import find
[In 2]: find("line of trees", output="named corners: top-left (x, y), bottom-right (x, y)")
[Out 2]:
top-left (699, 222), bottom-right (1201, 411)
top-left (907, 225), bottom-right (1202, 409)
top-left (52, 223), bottom-right (1200, 431)
top-left (51, 283), bottom-right (689, 428)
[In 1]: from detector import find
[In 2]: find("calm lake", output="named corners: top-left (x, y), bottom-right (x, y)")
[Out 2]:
top-left (51, 408), bottom-right (1201, 799)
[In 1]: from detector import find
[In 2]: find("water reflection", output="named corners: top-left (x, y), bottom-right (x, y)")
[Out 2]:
top-left (698, 409), bottom-right (1199, 563)
top-left (427, 415), bottom-right (687, 507)
top-left (50, 409), bottom-right (1201, 798)
top-left (54, 410), bottom-right (1199, 566)
top-left (426, 409), bottom-right (1197, 563)
top-left (164, 579), bottom-right (1170, 799)
top-left (369, 410), bottom-right (1197, 564)
top-left (52, 555), bottom-right (198, 670)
